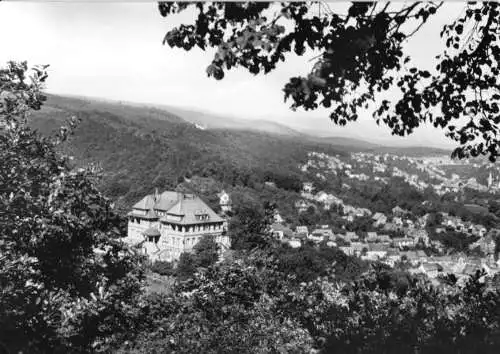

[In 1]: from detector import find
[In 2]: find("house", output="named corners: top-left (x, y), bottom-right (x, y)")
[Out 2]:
top-left (372, 212), bottom-right (387, 227)
top-left (477, 234), bottom-right (496, 255)
top-left (315, 191), bottom-right (329, 203)
top-left (378, 234), bottom-right (392, 243)
top-left (344, 215), bottom-right (354, 223)
top-left (327, 195), bottom-right (344, 206)
top-left (344, 231), bottom-right (360, 242)
top-left (405, 219), bottom-right (415, 228)
top-left (326, 241), bottom-right (337, 248)
top-left (273, 210), bottom-right (284, 224)
top-left (392, 237), bottom-right (415, 249)
top-left (366, 232), bottom-right (391, 244)
top-left (409, 229), bottom-right (430, 246)
top-left (385, 248), bottom-right (402, 266)
top-left (295, 200), bottom-right (309, 213)
top-left (363, 243), bottom-right (388, 260)
top-left (400, 251), bottom-right (425, 265)
top-left (218, 190), bottom-right (231, 213)
top-left (340, 246), bottom-right (355, 256)
top-left (392, 206), bottom-right (408, 216)
top-left (393, 217), bottom-right (403, 227)
top-left (383, 222), bottom-right (397, 232)
top-left (295, 226), bottom-right (309, 237)
top-left (310, 228), bottom-right (334, 239)
top-left (271, 223), bottom-right (293, 240)
top-left (323, 195), bottom-right (344, 210)
top-left (430, 240), bottom-right (445, 252)
top-left (356, 208), bottom-right (372, 217)
top-left (418, 263), bottom-right (442, 278)
top-left (366, 232), bottom-right (379, 242)
top-left (126, 190), bottom-right (228, 262)
top-left (302, 182), bottom-right (314, 194)
top-left (351, 242), bottom-right (368, 255)
top-left (287, 239), bottom-right (302, 248)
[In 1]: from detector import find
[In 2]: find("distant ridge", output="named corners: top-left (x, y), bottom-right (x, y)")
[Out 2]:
top-left (158, 105), bottom-right (304, 137)
top-left (40, 93), bottom-right (453, 156)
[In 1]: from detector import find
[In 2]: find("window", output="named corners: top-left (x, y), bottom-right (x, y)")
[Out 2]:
top-left (147, 235), bottom-right (160, 243)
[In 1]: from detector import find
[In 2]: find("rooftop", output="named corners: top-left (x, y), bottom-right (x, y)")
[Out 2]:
top-left (131, 190), bottom-right (224, 225)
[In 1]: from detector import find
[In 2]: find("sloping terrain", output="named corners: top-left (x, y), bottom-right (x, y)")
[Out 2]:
top-left (29, 94), bottom-right (347, 211)
top-left (157, 105), bottom-right (304, 137)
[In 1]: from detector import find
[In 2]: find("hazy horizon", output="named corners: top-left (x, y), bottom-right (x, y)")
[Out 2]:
top-left (0, 1), bottom-right (464, 148)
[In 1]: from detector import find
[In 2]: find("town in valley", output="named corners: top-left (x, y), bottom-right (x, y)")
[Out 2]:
top-left (125, 147), bottom-right (500, 288)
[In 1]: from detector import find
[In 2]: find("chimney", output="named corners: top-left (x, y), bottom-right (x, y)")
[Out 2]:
top-left (154, 188), bottom-right (159, 202)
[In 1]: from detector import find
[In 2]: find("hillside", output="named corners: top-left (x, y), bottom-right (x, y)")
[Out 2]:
top-left (155, 105), bottom-right (304, 137)
top-left (29, 94), bottom-right (348, 211)
top-left (367, 146), bottom-right (452, 157)
top-left (313, 136), bottom-right (382, 150)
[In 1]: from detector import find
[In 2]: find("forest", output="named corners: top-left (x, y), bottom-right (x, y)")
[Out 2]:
top-left (29, 94), bottom-right (347, 213)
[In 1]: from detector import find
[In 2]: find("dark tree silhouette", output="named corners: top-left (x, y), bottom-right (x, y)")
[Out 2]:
top-left (159, 1), bottom-right (500, 161)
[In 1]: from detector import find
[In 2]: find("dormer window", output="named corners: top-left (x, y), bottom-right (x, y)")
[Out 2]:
top-left (196, 213), bottom-right (209, 221)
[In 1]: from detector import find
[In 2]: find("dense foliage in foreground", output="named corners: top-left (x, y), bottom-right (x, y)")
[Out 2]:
top-left (124, 254), bottom-right (500, 354)
top-left (3, 62), bottom-right (500, 353)
top-left (0, 62), bottom-right (145, 353)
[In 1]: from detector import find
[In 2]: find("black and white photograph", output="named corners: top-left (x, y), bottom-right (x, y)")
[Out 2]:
top-left (2, 1), bottom-right (500, 353)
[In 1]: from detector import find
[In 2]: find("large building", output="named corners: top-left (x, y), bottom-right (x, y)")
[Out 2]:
top-left (125, 190), bottom-right (229, 262)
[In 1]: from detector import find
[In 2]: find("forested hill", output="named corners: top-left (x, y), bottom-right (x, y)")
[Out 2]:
top-left (28, 94), bottom-right (349, 211)
top-left (157, 104), bottom-right (304, 137)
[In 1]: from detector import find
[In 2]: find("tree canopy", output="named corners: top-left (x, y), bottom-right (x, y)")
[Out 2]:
top-left (0, 62), bottom-right (145, 353)
top-left (159, 1), bottom-right (500, 161)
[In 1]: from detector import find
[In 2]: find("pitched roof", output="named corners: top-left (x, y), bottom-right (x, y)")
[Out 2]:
top-left (423, 263), bottom-right (441, 272)
top-left (368, 243), bottom-right (388, 252)
top-left (131, 190), bottom-right (223, 225)
top-left (393, 237), bottom-right (414, 243)
top-left (296, 226), bottom-right (308, 233)
top-left (271, 223), bottom-right (293, 235)
top-left (378, 235), bottom-right (391, 242)
top-left (416, 250), bottom-right (427, 258)
top-left (132, 191), bottom-right (181, 211)
top-left (161, 194), bottom-right (224, 225)
top-left (127, 208), bottom-right (159, 220)
top-left (462, 264), bottom-right (481, 275)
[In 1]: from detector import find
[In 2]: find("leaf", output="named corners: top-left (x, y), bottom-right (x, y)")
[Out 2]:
top-left (420, 71), bottom-right (431, 78)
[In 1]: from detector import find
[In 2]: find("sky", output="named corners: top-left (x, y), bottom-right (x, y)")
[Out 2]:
top-left (0, 1), bottom-right (466, 148)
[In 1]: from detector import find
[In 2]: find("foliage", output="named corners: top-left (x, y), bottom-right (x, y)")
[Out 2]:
top-left (193, 234), bottom-right (219, 268)
top-left (227, 191), bottom-right (275, 250)
top-left (0, 61), bottom-right (48, 125)
top-left (0, 62), bottom-right (145, 353)
top-left (30, 94), bottom-right (343, 213)
top-left (271, 242), bottom-right (369, 283)
top-left (430, 228), bottom-right (480, 254)
top-left (175, 252), bottom-right (197, 280)
top-left (120, 247), bottom-right (500, 353)
top-left (149, 261), bottom-right (176, 276)
top-left (120, 259), bottom-right (315, 354)
top-left (159, 2), bottom-right (500, 161)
